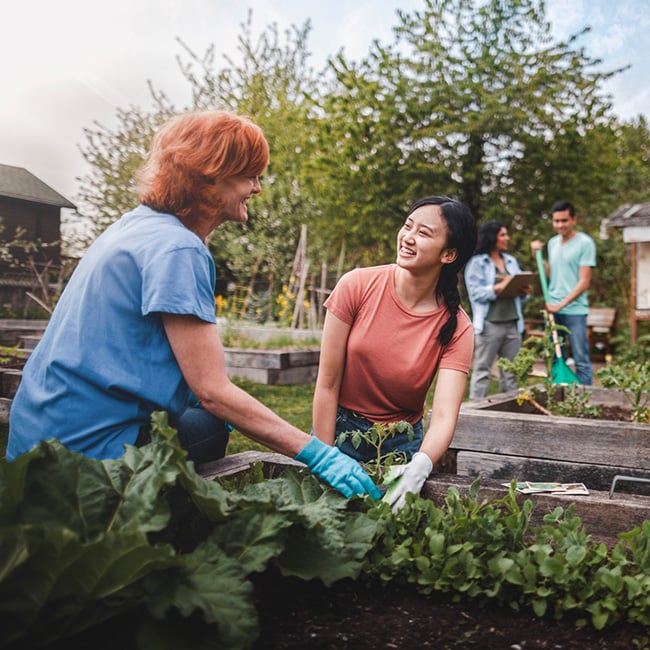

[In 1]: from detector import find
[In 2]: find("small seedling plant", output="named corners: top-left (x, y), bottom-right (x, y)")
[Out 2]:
top-left (597, 360), bottom-right (650, 423)
top-left (336, 421), bottom-right (414, 481)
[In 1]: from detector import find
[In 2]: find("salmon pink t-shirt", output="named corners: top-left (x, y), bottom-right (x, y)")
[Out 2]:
top-left (324, 264), bottom-right (473, 424)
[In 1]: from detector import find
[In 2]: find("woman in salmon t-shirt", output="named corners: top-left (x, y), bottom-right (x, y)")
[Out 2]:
top-left (312, 196), bottom-right (477, 510)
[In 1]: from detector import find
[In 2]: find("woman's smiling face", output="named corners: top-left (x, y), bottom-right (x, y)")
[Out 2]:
top-left (211, 174), bottom-right (262, 225)
top-left (397, 204), bottom-right (456, 271)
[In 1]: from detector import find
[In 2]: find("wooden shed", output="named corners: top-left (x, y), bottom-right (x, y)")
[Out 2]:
top-left (0, 163), bottom-right (75, 268)
top-left (0, 164), bottom-right (76, 313)
top-left (602, 202), bottom-right (650, 343)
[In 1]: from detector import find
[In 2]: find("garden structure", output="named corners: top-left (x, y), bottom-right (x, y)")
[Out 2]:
top-left (4, 424), bottom-right (649, 650)
top-left (197, 450), bottom-right (650, 650)
top-left (602, 202), bottom-right (650, 343)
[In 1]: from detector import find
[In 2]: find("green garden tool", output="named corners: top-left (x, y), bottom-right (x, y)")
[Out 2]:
top-left (535, 249), bottom-right (581, 385)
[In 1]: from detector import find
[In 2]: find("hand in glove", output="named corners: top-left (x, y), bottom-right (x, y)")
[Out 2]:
top-left (381, 452), bottom-right (433, 512)
top-left (295, 437), bottom-right (382, 499)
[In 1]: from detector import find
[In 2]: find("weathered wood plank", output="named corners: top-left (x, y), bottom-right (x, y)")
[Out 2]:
top-left (197, 450), bottom-right (303, 481)
top-left (224, 349), bottom-right (290, 369)
top-left (454, 408), bottom-right (650, 470)
top-left (226, 364), bottom-right (318, 385)
top-left (456, 451), bottom-right (650, 493)
top-left (0, 369), bottom-right (22, 399)
top-left (0, 397), bottom-right (11, 424)
top-left (0, 319), bottom-right (48, 346)
top-left (421, 472), bottom-right (650, 547)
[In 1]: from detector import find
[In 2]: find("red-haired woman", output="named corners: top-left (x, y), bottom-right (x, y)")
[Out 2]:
top-left (7, 111), bottom-right (380, 500)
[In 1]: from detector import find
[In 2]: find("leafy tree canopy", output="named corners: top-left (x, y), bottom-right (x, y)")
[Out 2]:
top-left (74, 0), bottom-right (650, 328)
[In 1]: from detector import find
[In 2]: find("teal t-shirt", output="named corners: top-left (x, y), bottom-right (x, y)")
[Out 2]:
top-left (547, 231), bottom-right (596, 315)
top-left (7, 205), bottom-right (217, 460)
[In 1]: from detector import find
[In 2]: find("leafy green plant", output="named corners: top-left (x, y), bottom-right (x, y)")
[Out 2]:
top-left (0, 344), bottom-right (26, 369)
top-left (553, 383), bottom-right (602, 419)
top-left (3, 415), bottom-right (650, 649)
top-left (596, 361), bottom-right (650, 423)
top-left (335, 421), bottom-right (414, 481)
top-left (363, 481), bottom-right (650, 631)
top-left (0, 413), bottom-right (381, 649)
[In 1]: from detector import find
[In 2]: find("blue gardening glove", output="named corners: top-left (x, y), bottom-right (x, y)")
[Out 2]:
top-left (295, 437), bottom-right (382, 499)
top-left (381, 452), bottom-right (433, 512)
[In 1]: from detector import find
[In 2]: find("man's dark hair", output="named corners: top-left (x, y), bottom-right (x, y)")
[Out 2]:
top-left (551, 200), bottom-right (575, 216)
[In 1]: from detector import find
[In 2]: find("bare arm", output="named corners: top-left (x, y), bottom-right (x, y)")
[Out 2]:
top-left (162, 313), bottom-right (310, 457)
top-left (546, 266), bottom-right (592, 314)
top-left (419, 368), bottom-right (468, 464)
top-left (312, 310), bottom-right (351, 445)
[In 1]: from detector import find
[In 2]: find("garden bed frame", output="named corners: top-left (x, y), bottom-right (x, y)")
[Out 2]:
top-left (452, 385), bottom-right (650, 493)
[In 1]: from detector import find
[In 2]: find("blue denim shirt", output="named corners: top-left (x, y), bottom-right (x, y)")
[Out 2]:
top-left (464, 252), bottom-right (529, 335)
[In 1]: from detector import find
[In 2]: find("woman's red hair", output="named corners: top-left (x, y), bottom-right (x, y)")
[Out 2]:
top-left (136, 111), bottom-right (269, 228)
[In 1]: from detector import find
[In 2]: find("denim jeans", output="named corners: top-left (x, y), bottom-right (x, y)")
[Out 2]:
top-left (174, 407), bottom-right (231, 463)
top-left (554, 313), bottom-right (592, 385)
top-left (333, 406), bottom-right (423, 463)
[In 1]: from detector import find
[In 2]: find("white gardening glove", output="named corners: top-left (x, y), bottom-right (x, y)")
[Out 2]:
top-left (381, 452), bottom-right (433, 513)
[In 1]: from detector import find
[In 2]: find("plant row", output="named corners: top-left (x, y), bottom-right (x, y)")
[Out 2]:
top-left (1, 413), bottom-right (649, 649)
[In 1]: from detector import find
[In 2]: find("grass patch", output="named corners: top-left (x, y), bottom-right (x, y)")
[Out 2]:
top-left (220, 331), bottom-right (321, 350)
top-left (225, 379), bottom-right (315, 455)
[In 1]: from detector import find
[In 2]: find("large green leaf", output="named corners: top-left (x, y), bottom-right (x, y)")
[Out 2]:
top-left (142, 540), bottom-right (259, 650)
top-left (0, 524), bottom-right (177, 648)
top-left (0, 437), bottom-right (177, 538)
top-left (0, 418), bottom-right (385, 648)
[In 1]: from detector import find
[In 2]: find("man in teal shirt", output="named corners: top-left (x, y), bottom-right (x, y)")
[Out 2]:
top-left (531, 200), bottom-right (596, 384)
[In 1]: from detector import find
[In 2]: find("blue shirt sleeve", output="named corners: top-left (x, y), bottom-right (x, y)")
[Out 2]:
top-left (141, 245), bottom-right (217, 323)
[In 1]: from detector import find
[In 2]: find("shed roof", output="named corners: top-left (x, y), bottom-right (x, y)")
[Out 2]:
top-left (605, 202), bottom-right (650, 228)
top-left (0, 163), bottom-right (75, 209)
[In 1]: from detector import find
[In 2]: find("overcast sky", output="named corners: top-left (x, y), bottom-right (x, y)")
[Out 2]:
top-left (2, 0), bottom-right (649, 206)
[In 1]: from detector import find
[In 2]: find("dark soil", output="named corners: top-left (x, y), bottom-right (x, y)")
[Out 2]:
top-left (599, 404), bottom-right (632, 421)
top-left (252, 572), bottom-right (649, 650)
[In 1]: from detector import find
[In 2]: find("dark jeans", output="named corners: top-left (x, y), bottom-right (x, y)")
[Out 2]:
top-left (137, 407), bottom-right (231, 464)
top-left (333, 406), bottom-right (423, 463)
top-left (554, 313), bottom-right (592, 385)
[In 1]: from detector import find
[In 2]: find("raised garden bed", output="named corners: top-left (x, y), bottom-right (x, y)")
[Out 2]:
top-left (451, 385), bottom-right (650, 493)
top-left (4, 433), bottom-right (649, 649)
top-left (0, 318), bottom-right (48, 347)
top-left (198, 451), bottom-right (650, 649)
top-left (223, 348), bottom-right (319, 385)
top-left (197, 450), bottom-right (650, 549)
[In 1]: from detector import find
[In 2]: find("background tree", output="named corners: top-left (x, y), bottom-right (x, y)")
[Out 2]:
top-left (73, 0), bottom-right (649, 332)
top-left (177, 13), bottom-right (324, 307)
top-left (77, 99), bottom-right (174, 244)
top-left (76, 13), bottom-right (323, 320)
top-left (313, 0), bottom-right (624, 254)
